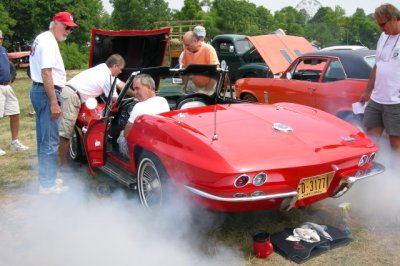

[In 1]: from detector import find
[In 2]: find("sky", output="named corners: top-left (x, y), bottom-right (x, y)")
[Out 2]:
top-left (102, 0), bottom-right (399, 16)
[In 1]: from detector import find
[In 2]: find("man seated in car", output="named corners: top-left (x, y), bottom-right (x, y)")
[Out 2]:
top-left (117, 74), bottom-right (170, 157)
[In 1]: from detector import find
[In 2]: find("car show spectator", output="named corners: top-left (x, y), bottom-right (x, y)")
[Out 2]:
top-left (181, 30), bottom-right (219, 68)
top-left (179, 25), bottom-right (207, 68)
top-left (58, 54), bottom-right (126, 169)
top-left (29, 11), bottom-right (78, 194)
top-left (181, 30), bottom-right (220, 94)
top-left (360, 3), bottom-right (400, 158)
top-left (117, 74), bottom-right (170, 157)
top-left (193, 25), bottom-right (206, 42)
top-left (0, 30), bottom-right (29, 156)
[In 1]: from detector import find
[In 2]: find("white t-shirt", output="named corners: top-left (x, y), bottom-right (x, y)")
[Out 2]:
top-left (128, 96), bottom-right (170, 123)
top-left (29, 31), bottom-right (66, 87)
top-left (372, 32), bottom-right (400, 104)
top-left (67, 63), bottom-right (119, 103)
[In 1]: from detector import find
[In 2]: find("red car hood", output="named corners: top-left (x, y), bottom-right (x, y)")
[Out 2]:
top-left (165, 103), bottom-right (375, 170)
top-left (247, 35), bottom-right (316, 75)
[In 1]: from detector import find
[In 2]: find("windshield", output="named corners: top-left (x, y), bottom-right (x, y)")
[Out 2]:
top-left (157, 72), bottom-right (220, 97)
top-left (235, 39), bottom-right (253, 54)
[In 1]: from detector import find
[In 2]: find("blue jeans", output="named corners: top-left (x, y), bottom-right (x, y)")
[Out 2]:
top-left (30, 83), bottom-right (62, 187)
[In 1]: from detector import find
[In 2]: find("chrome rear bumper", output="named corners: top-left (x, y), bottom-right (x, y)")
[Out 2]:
top-left (185, 162), bottom-right (385, 204)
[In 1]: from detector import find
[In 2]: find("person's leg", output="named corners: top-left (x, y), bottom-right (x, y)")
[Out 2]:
top-left (59, 136), bottom-right (70, 168)
top-left (364, 100), bottom-right (385, 143)
top-left (58, 87), bottom-right (81, 170)
top-left (30, 85), bottom-right (60, 187)
top-left (9, 114), bottom-right (19, 140)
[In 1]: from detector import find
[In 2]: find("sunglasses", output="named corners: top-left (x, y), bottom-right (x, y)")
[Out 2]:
top-left (61, 23), bottom-right (74, 31)
top-left (378, 18), bottom-right (391, 28)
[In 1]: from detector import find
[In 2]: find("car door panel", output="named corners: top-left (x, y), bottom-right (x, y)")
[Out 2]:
top-left (83, 118), bottom-right (108, 174)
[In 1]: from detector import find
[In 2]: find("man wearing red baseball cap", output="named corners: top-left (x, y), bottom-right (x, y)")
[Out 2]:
top-left (29, 11), bottom-right (78, 195)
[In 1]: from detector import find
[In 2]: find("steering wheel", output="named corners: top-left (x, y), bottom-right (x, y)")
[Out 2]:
top-left (117, 98), bottom-right (136, 128)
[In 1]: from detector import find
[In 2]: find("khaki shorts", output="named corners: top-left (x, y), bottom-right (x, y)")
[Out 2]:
top-left (364, 100), bottom-right (400, 136)
top-left (0, 85), bottom-right (20, 118)
top-left (59, 86), bottom-right (81, 139)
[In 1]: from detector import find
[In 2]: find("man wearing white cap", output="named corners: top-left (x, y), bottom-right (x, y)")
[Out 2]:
top-left (179, 25), bottom-right (210, 68)
top-left (29, 11), bottom-right (78, 194)
top-left (193, 25), bottom-right (206, 42)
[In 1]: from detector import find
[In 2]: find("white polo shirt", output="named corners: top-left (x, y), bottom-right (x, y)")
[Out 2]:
top-left (29, 31), bottom-right (66, 87)
top-left (67, 63), bottom-right (119, 103)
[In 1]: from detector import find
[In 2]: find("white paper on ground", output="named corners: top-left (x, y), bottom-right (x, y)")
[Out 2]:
top-left (352, 102), bottom-right (367, 114)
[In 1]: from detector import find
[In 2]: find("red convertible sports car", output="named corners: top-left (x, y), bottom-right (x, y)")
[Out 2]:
top-left (234, 49), bottom-right (376, 124)
top-left (69, 30), bottom-right (384, 212)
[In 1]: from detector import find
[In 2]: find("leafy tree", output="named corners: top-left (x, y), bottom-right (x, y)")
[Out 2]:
top-left (110, 0), bottom-right (172, 30)
top-left (346, 8), bottom-right (380, 48)
top-left (0, 2), bottom-right (16, 49)
top-left (306, 6), bottom-right (346, 47)
top-left (255, 6), bottom-right (274, 34)
top-left (1, 0), bottom-right (104, 48)
top-left (60, 42), bottom-right (89, 69)
top-left (273, 7), bottom-right (307, 36)
top-left (211, 0), bottom-right (259, 35)
top-left (174, 0), bottom-right (203, 20)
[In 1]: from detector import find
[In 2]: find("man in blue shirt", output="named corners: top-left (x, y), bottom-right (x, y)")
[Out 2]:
top-left (0, 30), bottom-right (29, 156)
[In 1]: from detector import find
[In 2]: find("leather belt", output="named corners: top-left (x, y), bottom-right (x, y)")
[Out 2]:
top-left (66, 85), bottom-right (81, 99)
top-left (0, 82), bottom-right (10, 86)
top-left (32, 81), bottom-right (62, 92)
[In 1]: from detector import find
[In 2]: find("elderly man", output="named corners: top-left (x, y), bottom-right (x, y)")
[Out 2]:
top-left (30, 11), bottom-right (78, 194)
top-left (58, 54), bottom-right (126, 170)
top-left (118, 74), bottom-right (170, 157)
top-left (360, 3), bottom-right (400, 164)
top-left (181, 31), bottom-right (219, 94)
top-left (0, 30), bottom-right (29, 156)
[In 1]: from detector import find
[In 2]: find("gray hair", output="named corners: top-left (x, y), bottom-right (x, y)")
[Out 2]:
top-left (375, 3), bottom-right (400, 20)
top-left (105, 54), bottom-right (125, 68)
top-left (133, 74), bottom-right (155, 91)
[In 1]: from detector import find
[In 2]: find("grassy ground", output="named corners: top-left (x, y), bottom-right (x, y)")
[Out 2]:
top-left (1, 71), bottom-right (399, 265)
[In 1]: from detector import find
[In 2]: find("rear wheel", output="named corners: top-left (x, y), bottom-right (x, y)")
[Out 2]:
top-left (137, 152), bottom-right (167, 208)
top-left (69, 128), bottom-right (83, 162)
top-left (241, 93), bottom-right (257, 102)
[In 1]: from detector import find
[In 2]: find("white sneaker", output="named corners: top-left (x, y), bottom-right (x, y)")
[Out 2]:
top-left (39, 183), bottom-right (69, 195)
top-left (0, 149), bottom-right (5, 156)
top-left (10, 139), bottom-right (29, 151)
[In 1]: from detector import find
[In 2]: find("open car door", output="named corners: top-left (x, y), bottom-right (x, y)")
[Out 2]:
top-left (83, 118), bottom-right (108, 175)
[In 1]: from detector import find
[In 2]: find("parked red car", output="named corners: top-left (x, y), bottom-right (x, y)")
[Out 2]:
top-left (234, 49), bottom-right (375, 124)
top-left (69, 30), bottom-right (384, 212)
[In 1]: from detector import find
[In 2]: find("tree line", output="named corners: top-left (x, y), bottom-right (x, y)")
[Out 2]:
top-left (0, 0), bottom-right (382, 68)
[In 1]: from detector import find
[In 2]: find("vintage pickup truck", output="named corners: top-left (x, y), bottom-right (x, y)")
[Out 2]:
top-left (211, 34), bottom-right (315, 82)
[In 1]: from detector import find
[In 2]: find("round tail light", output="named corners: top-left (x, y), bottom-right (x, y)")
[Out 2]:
top-left (234, 174), bottom-right (250, 188)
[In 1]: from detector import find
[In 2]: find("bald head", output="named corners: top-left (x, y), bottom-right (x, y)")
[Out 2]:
top-left (183, 31), bottom-right (201, 53)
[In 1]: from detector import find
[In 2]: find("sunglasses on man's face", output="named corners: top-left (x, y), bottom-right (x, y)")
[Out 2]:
top-left (378, 18), bottom-right (391, 28)
top-left (61, 23), bottom-right (74, 31)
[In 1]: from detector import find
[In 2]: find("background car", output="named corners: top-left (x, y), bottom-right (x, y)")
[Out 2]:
top-left (71, 59), bottom-right (384, 213)
top-left (211, 34), bottom-right (316, 82)
top-left (234, 49), bottom-right (376, 126)
top-left (321, 45), bottom-right (369, 51)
